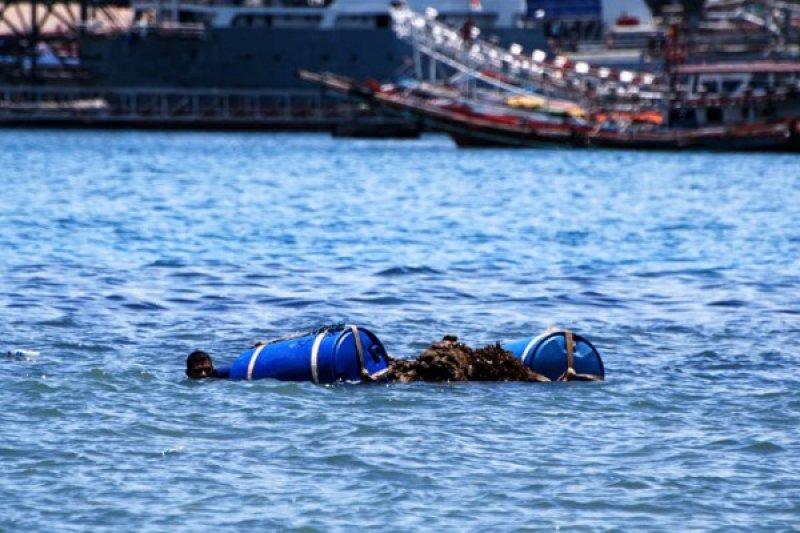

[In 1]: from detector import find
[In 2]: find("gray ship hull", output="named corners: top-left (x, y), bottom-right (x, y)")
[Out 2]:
top-left (79, 27), bottom-right (549, 89)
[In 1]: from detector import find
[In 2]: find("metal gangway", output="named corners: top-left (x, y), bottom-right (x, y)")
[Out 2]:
top-left (389, 5), bottom-right (667, 109)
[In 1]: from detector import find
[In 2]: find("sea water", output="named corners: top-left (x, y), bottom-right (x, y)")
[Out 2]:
top-left (1, 131), bottom-right (798, 531)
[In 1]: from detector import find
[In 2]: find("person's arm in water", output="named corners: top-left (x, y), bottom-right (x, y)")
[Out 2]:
top-left (212, 364), bottom-right (230, 378)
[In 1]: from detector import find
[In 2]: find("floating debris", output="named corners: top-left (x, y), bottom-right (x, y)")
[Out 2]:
top-left (384, 336), bottom-right (546, 383)
top-left (5, 349), bottom-right (41, 361)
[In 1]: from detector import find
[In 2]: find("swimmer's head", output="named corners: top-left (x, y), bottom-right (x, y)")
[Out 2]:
top-left (186, 350), bottom-right (214, 379)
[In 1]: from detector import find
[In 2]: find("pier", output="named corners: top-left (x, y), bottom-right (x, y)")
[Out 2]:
top-left (0, 0), bottom-right (418, 133)
top-left (0, 84), bottom-right (421, 132)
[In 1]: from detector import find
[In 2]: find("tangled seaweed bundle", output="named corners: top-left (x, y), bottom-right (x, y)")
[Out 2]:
top-left (384, 335), bottom-right (547, 383)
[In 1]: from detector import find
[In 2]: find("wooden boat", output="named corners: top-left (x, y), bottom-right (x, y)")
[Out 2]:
top-left (298, 69), bottom-right (800, 151)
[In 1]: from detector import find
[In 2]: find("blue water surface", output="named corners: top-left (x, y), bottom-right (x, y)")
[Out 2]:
top-left (1, 131), bottom-right (799, 531)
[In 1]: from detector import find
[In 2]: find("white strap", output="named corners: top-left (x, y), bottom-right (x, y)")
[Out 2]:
top-left (520, 336), bottom-right (540, 366)
top-left (246, 344), bottom-right (267, 381)
top-left (348, 324), bottom-right (365, 374)
top-left (309, 331), bottom-right (327, 384)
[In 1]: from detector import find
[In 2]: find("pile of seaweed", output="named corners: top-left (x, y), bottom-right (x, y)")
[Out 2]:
top-left (384, 335), bottom-right (546, 383)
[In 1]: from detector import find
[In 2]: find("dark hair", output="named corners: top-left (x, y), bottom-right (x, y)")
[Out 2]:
top-left (186, 350), bottom-right (212, 378)
top-left (187, 350), bottom-right (211, 367)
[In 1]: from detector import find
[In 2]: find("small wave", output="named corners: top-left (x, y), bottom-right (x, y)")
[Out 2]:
top-left (24, 274), bottom-right (62, 283)
top-left (146, 259), bottom-right (186, 268)
top-left (375, 266), bottom-right (442, 276)
top-left (36, 316), bottom-right (80, 328)
top-left (198, 303), bottom-right (230, 311)
top-left (349, 296), bottom-right (407, 305)
top-left (634, 267), bottom-right (725, 279)
top-left (244, 273), bottom-right (279, 280)
top-left (554, 230), bottom-right (590, 245)
top-left (272, 299), bottom-right (322, 308)
top-left (741, 441), bottom-right (785, 454)
top-left (159, 446), bottom-right (187, 457)
top-left (168, 271), bottom-right (220, 280)
top-left (54, 342), bottom-right (115, 353)
top-left (122, 302), bottom-right (167, 311)
top-left (9, 263), bottom-right (49, 273)
top-left (200, 294), bottom-right (232, 301)
top-left (165, 297), bottom-right (200, 305)
top-left (6, 302), bottom-right (38, 309)
top-left (708, 299), bottom-right (749, 308)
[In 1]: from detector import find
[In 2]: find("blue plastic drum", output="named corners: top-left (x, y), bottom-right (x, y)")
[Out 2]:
top-left (503, 330), bottom-right (604, 381)
top-left (228, 325), bottom-right (390, 383)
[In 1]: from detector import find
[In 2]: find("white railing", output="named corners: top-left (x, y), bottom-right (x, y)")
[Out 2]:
top-left (390, 5), bottom-right (667, 107)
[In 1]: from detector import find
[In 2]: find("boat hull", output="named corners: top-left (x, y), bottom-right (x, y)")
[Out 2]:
top-left (79, 27), bottom-right (548, 90)
top-left (298, 70), bottom-right (800, 152)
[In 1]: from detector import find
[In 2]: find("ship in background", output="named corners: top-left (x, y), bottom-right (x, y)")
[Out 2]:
top-left (5, 0), bottom-right (800, 130)
top-left (76, 0), bottom-right (549, 90)
top-left (299, 3), bottom-right (800, 151)
top-left (0, 0), bottom-right (658, 88)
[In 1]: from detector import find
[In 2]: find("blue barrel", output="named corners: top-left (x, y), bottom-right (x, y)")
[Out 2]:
top-left (228, 325), bottom-right (390, 383)
top-left (503, 330), bottom-right (604, 381)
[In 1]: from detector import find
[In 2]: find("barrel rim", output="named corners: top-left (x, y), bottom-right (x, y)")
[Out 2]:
top-left (333, 326), bottom-right (390, 365)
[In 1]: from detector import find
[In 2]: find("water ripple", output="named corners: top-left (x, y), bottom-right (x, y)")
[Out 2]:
top-left (0, 132), bottom-right (798, 530)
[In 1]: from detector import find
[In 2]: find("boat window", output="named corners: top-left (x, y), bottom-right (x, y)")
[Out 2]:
top-left (721, 79), bottom-right (742, 94)
top-left (673, 74), bottom-right (690, 93)
top-left (706, 106), bottom-right (723, 124)
top-left (516, 15), bottom-right (532, 28)
top-left (669, 108), bottom-right (697, 128)
top-left (741, 106), bottom-right (750, 120)
top-left (177, 11), bottom-right (209, 24)
top-left (700, 80), bottom-right (719, 94)
top-left (280, 0), bottom-right (333, 6)
top-left (270, 14), bottom-right (322, 28)
top-left (335, 15), bottom-right (379, 29)
top-left (774, 73), bottom-right (794, 87)
top-left (376, 14), bottom-right (390, 29)
top-left (750, 73), bottom-right (769, 90)
top-left (233, 14), bottom-right (278, 27)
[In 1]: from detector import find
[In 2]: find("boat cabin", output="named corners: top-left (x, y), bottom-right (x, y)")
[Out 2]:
top-left (668, 62), bottom-right (800, 128)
